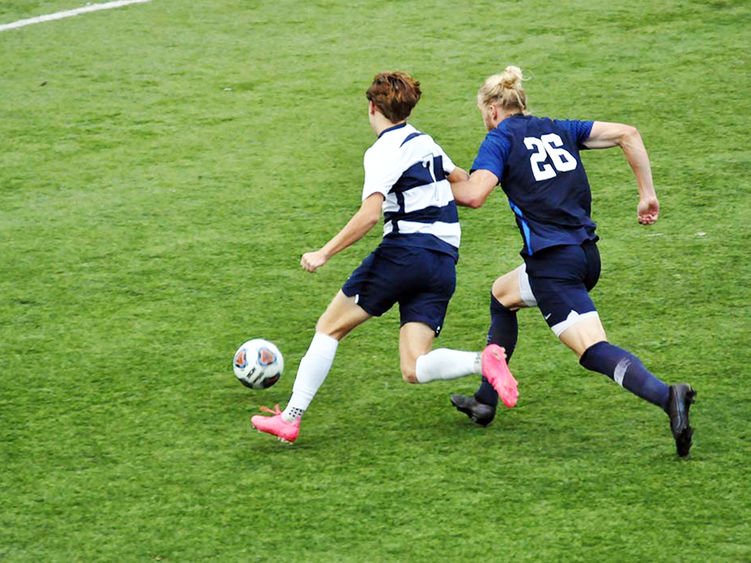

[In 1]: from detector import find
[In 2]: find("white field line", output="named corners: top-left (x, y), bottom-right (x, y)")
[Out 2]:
top-left (0, 0), bottom-right (152, 32)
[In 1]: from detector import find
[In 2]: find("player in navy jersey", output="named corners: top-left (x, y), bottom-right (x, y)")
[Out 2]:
top-left (449, 66), bottom-right (695, 457)
top-left (251, 72), bottom-right (518, 443)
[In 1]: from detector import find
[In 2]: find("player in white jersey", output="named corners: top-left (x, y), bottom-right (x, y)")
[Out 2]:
top-left (251, 72), bottom-right (517, 443)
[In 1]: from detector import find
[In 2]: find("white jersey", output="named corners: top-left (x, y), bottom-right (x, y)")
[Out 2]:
top-left (362, 123), bottom-right (460, 259)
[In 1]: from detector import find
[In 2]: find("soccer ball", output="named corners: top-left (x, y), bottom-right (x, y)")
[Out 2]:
top-left (232, 339), bottom-right (284, 389)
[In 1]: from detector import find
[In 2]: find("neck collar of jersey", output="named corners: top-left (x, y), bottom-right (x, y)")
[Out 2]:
top-left (496, 113), bottom-right (526, 130)
top-left (378, 122), bottom-right (408, 138)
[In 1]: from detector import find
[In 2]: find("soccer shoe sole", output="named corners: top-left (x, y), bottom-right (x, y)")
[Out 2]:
top-left (481, 344), bottom-right (518, 408)
top-left (254, 428), bottom-right (295, 444)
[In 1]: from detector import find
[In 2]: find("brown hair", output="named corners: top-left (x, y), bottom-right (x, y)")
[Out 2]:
top-left (477, 66), bottom-right (528, 114)
top-left (366, 71), bottom-right (421, 123)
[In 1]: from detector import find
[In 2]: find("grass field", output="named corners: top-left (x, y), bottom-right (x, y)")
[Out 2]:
top-left (1, 0), bottom-right (749, 560)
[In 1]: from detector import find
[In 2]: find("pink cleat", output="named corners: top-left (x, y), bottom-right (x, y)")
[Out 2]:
top-left (481, 344), bottom-right (518, 408)
top-left (250, 404), bottom-right (300, 443)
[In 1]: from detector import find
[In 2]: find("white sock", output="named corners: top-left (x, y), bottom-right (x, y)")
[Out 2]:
top-left (282, 332), bottom-right (339, 421)
top-left (415, 348), bottom-right (482, 383)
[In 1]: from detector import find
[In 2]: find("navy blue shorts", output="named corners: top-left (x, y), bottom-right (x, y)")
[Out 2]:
top-left (524, 241), bottom-right (601, 337)
top-left (341, 244), bottom-right (456, 336)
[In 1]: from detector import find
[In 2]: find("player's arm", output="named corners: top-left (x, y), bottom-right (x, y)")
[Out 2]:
top-left (301, 192), bottom-right (384, 273)
top-left (449, 169), bottom-right (499, 208)
top-left (584, 121), bottom-right (659, 225)
top-left (447, 166), bottom-right (470, 183)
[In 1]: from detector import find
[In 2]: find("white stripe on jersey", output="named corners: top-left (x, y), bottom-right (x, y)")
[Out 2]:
top-left (383, 220), bottom-right (461, 249)
top-left (382, 177), bottom-right (455, 215)
top-left (362, 123), bottom-right (460, 251)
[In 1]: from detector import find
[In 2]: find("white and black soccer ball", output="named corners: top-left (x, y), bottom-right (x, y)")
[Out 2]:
top-left (232, 339), bottom-right (284, 389)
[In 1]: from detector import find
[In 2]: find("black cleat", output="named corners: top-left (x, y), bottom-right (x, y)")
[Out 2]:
top-left (450, 394), bottom-right (496, 427)
top-left (666, 383), bottom-right (696, 457)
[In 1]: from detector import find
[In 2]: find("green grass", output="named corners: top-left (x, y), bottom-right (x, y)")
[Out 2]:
top-left (1, 0), bottom-right (749, 560)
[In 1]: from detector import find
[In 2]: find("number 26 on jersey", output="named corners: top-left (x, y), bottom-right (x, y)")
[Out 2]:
top-left (524, 134), bottom-right (577, 181)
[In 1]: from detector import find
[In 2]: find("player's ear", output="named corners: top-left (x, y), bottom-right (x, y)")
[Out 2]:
top-left (368, 101), bottom-right (376, 115)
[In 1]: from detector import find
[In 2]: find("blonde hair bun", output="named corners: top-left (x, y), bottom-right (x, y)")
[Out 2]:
top-left (500, 66), bottom-right (523, 88)
top-left (478, 65), bottom-right (528, 113)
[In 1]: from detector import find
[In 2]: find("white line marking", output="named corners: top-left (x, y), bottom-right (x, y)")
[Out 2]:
top-left (0, 0), bottom-right (152, 32)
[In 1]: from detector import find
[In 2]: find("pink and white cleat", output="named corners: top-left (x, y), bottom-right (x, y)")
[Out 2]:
top-left (481, 344), bottom-right (518, 408)
top-left (250, 404), bottom-right (300, 443)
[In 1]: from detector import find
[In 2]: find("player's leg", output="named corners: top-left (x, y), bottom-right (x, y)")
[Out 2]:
top-left (535, 242), bottom-right (671, 410)
top-left (534, 242), bottom-right (695, 456)
top-left (283, 290), bottom-right (371, 417)
top-left (394, 248), bottom-right (484, 385)
top-left (251, 290), bottom-right (371, 442)
top-left (561, 313), bottom-right (696, 456)
top-left (561, 315), bottom-right (669, 408)
top-left (252, 245), bottom-right (414, 441)
top-left (490, 264), bottom-right (534, 351)
top-left (477, 267), bottom-right (531, 399)
top-left (401, 322), bottom-right (482, 384)
top-left (452, 266), bottom-right (530, 423)
top-left (279, 246), bottom-right (400, 426)
top-left (557, 313), bottom-right (607, 356)
top-left (251, 248), bottom-right (396, 442)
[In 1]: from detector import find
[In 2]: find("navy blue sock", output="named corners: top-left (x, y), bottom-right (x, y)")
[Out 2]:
top-left (475, 293), bottom-right (518, 407)
top-left (579, 341), bottom-right (670, 410)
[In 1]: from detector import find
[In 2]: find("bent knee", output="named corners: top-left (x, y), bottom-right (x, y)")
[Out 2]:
top-left (400, 365), bottom-right (419, 384)
top-left (314, 319), bottom-right (337, 338)
top-left (314, 317), bottom-right (349, 341)
top-left (557, 314), bottom-right (607, 358)
top-left (492, 268), bottom-right (528, 309)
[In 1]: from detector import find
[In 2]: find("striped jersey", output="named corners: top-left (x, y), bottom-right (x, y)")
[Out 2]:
top-left (362, 123), bottom-right (460, 261)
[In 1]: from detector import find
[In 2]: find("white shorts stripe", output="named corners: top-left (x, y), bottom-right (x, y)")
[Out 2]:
top-left (517, 264), bottom-right (538, 307)
top-left (551, 310), bottom-right (600, 338)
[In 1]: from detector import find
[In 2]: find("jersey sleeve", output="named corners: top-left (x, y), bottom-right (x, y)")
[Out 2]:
top-left (361, 145), bottom-right (403, 200)
top-left (555, 119), bottom-right (594, 148)
top-left (471, 129), bottom-right (507, 179)
top-left (437, 145), bottom-right (456, 176)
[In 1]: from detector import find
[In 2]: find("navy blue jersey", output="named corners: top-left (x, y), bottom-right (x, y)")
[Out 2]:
top-left (472, 115), bottom-right (596, 256)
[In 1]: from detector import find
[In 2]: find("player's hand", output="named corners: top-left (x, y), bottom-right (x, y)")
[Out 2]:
top-left (301, 250), bottom-right (328, 273)
top-left (637, 196), bottom-right (659, 225)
